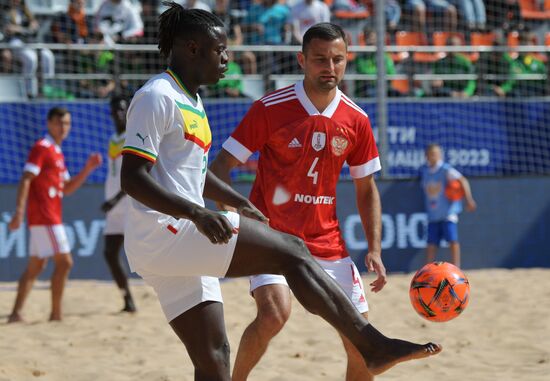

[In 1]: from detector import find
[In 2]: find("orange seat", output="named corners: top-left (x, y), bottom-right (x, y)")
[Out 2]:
top-left (546, 32), bottom-right (550, 46)
top-left (391, 79), bottom-right (409, 95)
top-left (432, 31), bottom-right (475, 61)
top-left (518, 0), bottom-right (550, 19)
top-left (470, 32), bottom-right (496, 62)
top-left (395, 31), bottom-right (445, 63)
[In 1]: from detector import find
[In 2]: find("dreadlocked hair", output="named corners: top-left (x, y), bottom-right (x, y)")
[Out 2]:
top-left (158, 1), bottom-right (224, 58)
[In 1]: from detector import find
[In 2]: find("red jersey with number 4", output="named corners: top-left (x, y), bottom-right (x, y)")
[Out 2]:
top-left (24, 135), bottom-right (70, 226)
top-left (223, 82), bottom-right (381, 260)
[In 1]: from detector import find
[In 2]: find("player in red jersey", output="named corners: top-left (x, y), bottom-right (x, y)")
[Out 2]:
top-left (7, 107), bottom-right (102, 323)
top-left (210, 23), bottom-right (385, 381)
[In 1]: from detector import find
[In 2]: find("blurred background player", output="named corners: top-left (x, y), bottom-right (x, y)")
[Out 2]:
top-left (420, 143), bottom-right (476, 267)
top-left (211, 22), bottom-right (386, 381)
top-left (101, 95), bottom-right (136, 313)
top-left (7, 107), bottom-right (102, 323)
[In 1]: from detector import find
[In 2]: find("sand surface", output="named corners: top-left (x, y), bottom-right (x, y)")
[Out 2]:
top-left (1, 268), bottom-right (549, 381)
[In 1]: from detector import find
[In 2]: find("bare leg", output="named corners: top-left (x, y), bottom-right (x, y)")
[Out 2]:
top-left (50, 253), bottom-right (73, 321)
top-left (449, 241), bottom-right (461, 268)
top-left (340, 312), bottom-right (373, 381)
top-left (8, 257), bottom-right (47, 323)
top-left (104, 234), bottom-right (136, 312)
top-left (170, 301), bottom-right (231, 381)
top-left (445, 6), bottom-right (458, 31)
top-left (227, 217), bottom-right (442, 376)
top-left (426, 244), bottom-right (437, 264)
top-left (232, 284), bottom-right (291, 381)
top-left (413, 5), bottom-right (426, 32)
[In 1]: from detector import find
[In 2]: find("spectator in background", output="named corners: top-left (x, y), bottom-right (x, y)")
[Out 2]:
top-left (241, 0), bottom-right (291, 73)
top-left (213, 0), bottom-right (257, 74)
top-left (477, 36), bottom-right (518, 97)
top-left (48, 0), bottom-right (97, 99)
top-left (242, 0), bottom-right (290, 45)
top-left (513, 30), bottom-right (548, 96)
top-left (431, 35), bottom-right (476, 98)
top-left (386, 0), bottom-right (402, 32)
top-left (401, 0), bottom-right (457, 32)
top-left (355, 29), bottom-right (401, 98)
top-left (141, 0), bottom-right (159, 44)
top-left (1, 0), bottom-right (55, 97)
top-left (330, 0), bottom-right (369, 44)
top-left (485, 0), bottom-right (522, 32)
top-left (94, 0), bottom-right (143, 45)
top-left (420, 143), bottom-right (476, 267)
top-left (449, 0), bottom-right (486, 31)
top-left (289, 0), bottom-right (331, 44)
top-left (51, 0), bottom-right (93, 44)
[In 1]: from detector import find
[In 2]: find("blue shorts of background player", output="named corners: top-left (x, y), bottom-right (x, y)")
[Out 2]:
top-left (427, 220), bottom-right (459, 246)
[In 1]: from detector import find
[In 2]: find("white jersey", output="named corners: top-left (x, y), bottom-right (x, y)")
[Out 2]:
top-left (104, 131), bottom-right (128, 234)
top-left (122, 69), bottom-right (212, 271)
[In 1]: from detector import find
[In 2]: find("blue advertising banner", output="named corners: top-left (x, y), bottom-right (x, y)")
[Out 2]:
top-left (1, 100), bottom-right (549, 185)
top-left (1, 177), bottom-right (549, 281)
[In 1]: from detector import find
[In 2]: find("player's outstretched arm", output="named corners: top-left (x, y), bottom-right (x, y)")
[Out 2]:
top-left (121, 154), bottom-right (234, 244)
top-left (65, 153), bottom-right (102, 195)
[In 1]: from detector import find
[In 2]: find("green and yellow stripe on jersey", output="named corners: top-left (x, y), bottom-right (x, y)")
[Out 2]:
top-left (166, 68), bottom-right (194, 99)
top-left (175, 100), bottom-right (212, 152)
top-left (166, 69), bottom-right (212, 152)
top-left (108, 137), bottom-right (125, 159)
top-left (121, 146), bottom-right (157, 163)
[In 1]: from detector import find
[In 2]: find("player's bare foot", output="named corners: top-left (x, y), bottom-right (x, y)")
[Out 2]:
top-left (121, 295), bottom-right (137, 313)
top-left (367, 340), bottom-right (442, 375)
top-left (7, 312), bottom-right (24, 323)
top-left (357, 324), bottom-right (442, 376)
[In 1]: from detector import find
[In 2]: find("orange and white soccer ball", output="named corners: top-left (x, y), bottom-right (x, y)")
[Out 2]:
top-left (409, 262), bottom-right (470, 322)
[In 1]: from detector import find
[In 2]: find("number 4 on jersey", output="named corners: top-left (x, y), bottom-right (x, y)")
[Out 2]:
top-left (307, 157), bottom-right (320, 185)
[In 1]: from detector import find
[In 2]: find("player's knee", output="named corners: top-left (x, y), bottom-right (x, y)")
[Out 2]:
top-left (257, 306), bottom-right (289, 336)
top-left (284, 235), bottom-right (311, 266)
top-left (26, 260), bottom-right (47, 278)
top-left (56, 255), bottom-right (73, 271)
top-left (193, 340), bottom-right (231, 376)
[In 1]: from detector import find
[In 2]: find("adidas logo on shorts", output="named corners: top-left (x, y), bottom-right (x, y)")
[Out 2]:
top-left (288, 138), bottom-right (302, 148)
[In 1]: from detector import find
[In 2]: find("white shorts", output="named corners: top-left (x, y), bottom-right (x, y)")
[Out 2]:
top-left (104, 210), bottom-right (126, 235)
top-left (137, 270), bottom-right (223, 322)
top-left (29, 225), bottom-right (71, 258)
top-left (104, 198), bottom-right (128, 235)
top-left (128, 211), bottom-right (240, 322)
top-left (250, 256), bottom-right (369, 313)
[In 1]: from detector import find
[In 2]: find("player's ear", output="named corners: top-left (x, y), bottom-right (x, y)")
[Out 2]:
top-left (297, 51), bottom-right (305, 70)
top-left (187, 39), bottom-right (199, 55)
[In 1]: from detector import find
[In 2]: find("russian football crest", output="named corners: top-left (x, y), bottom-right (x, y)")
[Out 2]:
top-left (331, 136), bottom-right (348, 156)
top-left (312, 132), bottom-right (326, 151)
